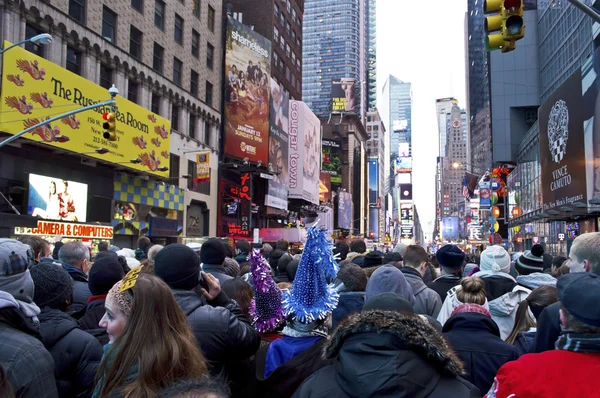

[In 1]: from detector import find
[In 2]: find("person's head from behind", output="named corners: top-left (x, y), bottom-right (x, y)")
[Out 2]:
top-left (200, 238), bottom-right (226, 266)
top-left (262, 243), bottom-right (273, 258)
top-left (158, 377), bottom-right (230, 398)
top-left (97, 273), bottom-right (207, 396)
top-left (221, 278), bottom-right (253, 317)
top-left (349, 240), bottom-right (366, 254)
top-left (223, 243), bottom-right (235, 259)
top-left (506, 285), bottom-right (558, 344)
top-left (58, 241), bottom-right (91, 273)
top-left (147, 244), bottom-right (164, 266)
top-left (334, 264), bottom-right (368, 292)
top-left (98, 241), bottom-right (109, 252)
top-left (457, 276), bottom-right (486, 305)
top-left (365, 264), bottom-right (414, 304)
top-left (235, 239), bottom-right (251, 255)
top-left (557, 272), bottom-right (600, 335)
top-left (334, 242), bottom-right (349, 261)
top-left (17, 236), bottom-right (50, 263)
top-left (403, 245), bottom-right (429, 276)
top-left (30, 262), bottom-right (73, 312)
top-left (153, 244), bottom-right (200, 291)
top-left (137, 236), bottom-right (151, 250)
top-left (479, 245), bottom-right (511, 274)
top-left (551, 256), bottom-right (567, 276)
top-left (88, 255), bottom-right (125, 298)
top-left (436, 244), bottom-right (466, 275)
top-left (276, 239), bottom-right (289, 252)
top-left (568, 232), bottom-right (600, 273)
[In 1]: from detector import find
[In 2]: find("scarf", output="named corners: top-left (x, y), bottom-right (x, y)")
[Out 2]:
top-left (556, 332), bottom-right (600, 353)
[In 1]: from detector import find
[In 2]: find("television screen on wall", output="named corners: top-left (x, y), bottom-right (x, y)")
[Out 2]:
top-left (28, 173), bottom-right (88, 222)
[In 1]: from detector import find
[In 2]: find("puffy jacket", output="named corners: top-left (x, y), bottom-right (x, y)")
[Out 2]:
top-left (202, 264), bottom-right (234, 287)
top-left (60, 262), bottom-right (92, 313)
top-left (442, 312), bottom-right (518, 394)
top-left (472, 271), bottom-right (517, 301)
top-left (401, 267), bottom-right (442, 318)
top-left (293, 311), bottom-right (481, 398)
top-left (172, 290), bottom-right (260, 393)
top-left (332, 292), bottom-right (364, 330)
top-left (72, 297), bottom-right (109, 346)
top-left (38, 308), bottom-right (102, 397)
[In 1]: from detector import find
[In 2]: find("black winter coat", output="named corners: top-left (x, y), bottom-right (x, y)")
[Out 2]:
top-left (73, 298), bottom-right (109, 346)
top-left (294, 311), bottom-right (480, 398)
top-left (442, 312), bottom-right (518, 394)
top-left (332, 292), bottom-right (364, 330)
top-left (532, 301), bottom-right (561, 353)
top-left (428, 274), bottom-right (461, 301)
top-left (479, 275), bottom-right (517, 301)
top-left (38, 308), bottom-right (103, 398)
top-left (269, 249), bottom-right (286, 271)
top-left (172, 290), bottom-right (260, 395)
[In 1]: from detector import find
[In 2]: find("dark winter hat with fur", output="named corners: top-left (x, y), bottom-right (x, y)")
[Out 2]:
top-left (516, 244), bottom-right (545, 275)
top-left (362, 252), bottom-right (383, 269)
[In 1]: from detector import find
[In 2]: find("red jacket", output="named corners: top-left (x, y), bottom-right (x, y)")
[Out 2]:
top-left (486, 350), bottom-right (600, 397)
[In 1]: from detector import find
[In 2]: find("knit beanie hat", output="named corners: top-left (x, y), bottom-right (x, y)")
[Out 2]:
top-left (363, 293), bottom-right (414, 314)
top-left (282, 226), bottom-right (339, 324)
top-left (516, 244), bottom-right (545, 275)
top-left (450, 303), bottom-right (492, 319)
top-left (89, 256), bottom-right (126, 296)
top-left (366, 264), bottom-right (415, 304)
top-left (436, 245), bottom-right (466, 269)
top-left (0, 239), bottom-right (36, 305)
top-left (223, 257), bottom-right (240, 277)
top-left (362, 252), bottom-right (383, 268)
top-left (154, 244), bottom-right (200, 290)
top-left (200, 238), bottom-right (226, 265)
top-left (384, 252), bottom-right (403, 264)
top-left (248, 249), bottom-right (284, 333)
top-left (30, 262), bottom-right (74, 309)
top-left (336, 264), bottom-right (367, 292)
top-left (480, 245), bottom-right (511, 273)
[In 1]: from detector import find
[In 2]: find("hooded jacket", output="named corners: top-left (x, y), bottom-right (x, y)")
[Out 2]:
top-left (332, 291), bottom-right (365, 330)
top-left (437, 285), bottom-right (490, 326)
top-left (293, 311), bottom-right (481, 398)
top-left (428, 273), bottom-right (462, 301)
top-left (37, 307), bottom-right (103, 397)
top-left (401, 267), bottom-right (442, 318)
top-left (0, 291), bottom-right (57, 398)
top-left (442, 312), bottom-right (518, 394)
top-left (472, 271), bottom-right (517, 301)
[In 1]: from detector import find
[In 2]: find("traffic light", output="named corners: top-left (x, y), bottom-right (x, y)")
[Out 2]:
top-left (102, 112), bottom-right (116, 141)
top-left (484, 0), bottom-right (525, 53)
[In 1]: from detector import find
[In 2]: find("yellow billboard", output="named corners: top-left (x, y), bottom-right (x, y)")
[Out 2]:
top-left (0, 41), bottom-right (171, 177)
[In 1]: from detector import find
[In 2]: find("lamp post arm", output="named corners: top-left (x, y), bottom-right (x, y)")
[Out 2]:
top-left (0, 98), bottom-right (116, 149)
top-left (568, 0), bottom-right (600, 23)
top-left (0, 39), bottom-right (32, 56)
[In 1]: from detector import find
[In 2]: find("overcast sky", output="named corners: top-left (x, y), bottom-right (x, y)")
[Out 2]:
top-left (376, 0), bottom-right (469, 237)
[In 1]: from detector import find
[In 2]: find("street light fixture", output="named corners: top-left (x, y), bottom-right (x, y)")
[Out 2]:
top-left (53, 135), bottom-right (70, 143)
top-left (0, 34), bottom-right (53, 56)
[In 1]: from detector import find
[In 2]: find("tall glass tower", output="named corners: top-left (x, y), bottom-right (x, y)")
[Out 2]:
top-left (366, 0), bottom-right (377, 110)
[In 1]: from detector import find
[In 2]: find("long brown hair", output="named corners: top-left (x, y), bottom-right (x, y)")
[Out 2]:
top-left (95, 273), bottom-right (207, 397)
top-left (506, 286), bottom-right (558, 344)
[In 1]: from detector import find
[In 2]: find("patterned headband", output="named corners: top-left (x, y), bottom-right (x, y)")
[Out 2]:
top-left (106, 267), bottom-right (143, 317)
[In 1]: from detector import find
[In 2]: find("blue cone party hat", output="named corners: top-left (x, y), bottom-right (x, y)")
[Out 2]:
top-left (282, 225), bottom-right (339, 324)
top-left (248, 248), bottom-right (284, 333)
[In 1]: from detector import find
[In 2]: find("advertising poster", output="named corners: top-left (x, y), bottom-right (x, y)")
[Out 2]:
top-left (395, 156), bottom-right (412, 173)
top-left (582, 47), bottom-right (600, 205)
top-left (289, 100), bottom-right (321, 205)
top-left (28, 174), bottom-right (88, 222)
top-left (223, 16), bottom-right (271, 164)
top-left (401, 225), bottom-right (414, 239)
top-left (442, 216), bottom-right (459, 241)
top-left (539, 70), bottom-right (587, 212)
top-left (337, 191), bottom-right (353, 230)
top-left (265, 77), bottom-right (289, 210)
top-left (196, 153), bottom-right (210, 184)
top-left (321, 139), bottom-right (342, 188)
top-left (368, 158), bottom-right (378, 204)
top-left (399, 184), bottom-right (413, 201)
top-left (400, 204), bottom-right (414, 223)
top-left (319, 172), bottom-right (331, 202)
top-left (0, 42), bottom-right (171, 176)
top-left (479, 177), bottom-right (492, 208)
top-left (398, 142), bottom-right (410, 157)
top-left (331, 78), bottom-right (356, 113)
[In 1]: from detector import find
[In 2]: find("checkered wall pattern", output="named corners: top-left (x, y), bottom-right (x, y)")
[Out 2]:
top-left (113, 174), bottom-right (185, 212)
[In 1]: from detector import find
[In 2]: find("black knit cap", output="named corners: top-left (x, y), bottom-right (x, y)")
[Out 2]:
top-left (200, 238), bottom-right (226, 265)
top-left (363, 252), bottom-right (383, 268)
top-left (363, 293), bottom-right (414, 314)
top-left (154, 244), bottom-right (200, 290)
top-left (89, 255), bottom-right (125, 296)
top-left (30, 262), bottom-right (73, 309)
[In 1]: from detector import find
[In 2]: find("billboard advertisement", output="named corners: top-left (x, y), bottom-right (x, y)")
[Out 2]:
top-left (442, 216), bottom-right (459, 241)
top-left (398, 142), bottom-right (410, 157)
top-left (399, 184), bottom-right (413, 201)
top-left (368, 158), bottom-right (378, 204)
top-left (289, 100), bottom-right (321, 205)
top-left (223, 16), bottom-right (271, 164)
top-left (331, 78), bottom-right (356, 113)
top-left (400, 225), bottom-right (414, 239)
top-left (0, 42), bottom-right (171, 176)
top-left (265, 78), bottom-right (289, 210)
top-left (337, 191), bottom-right (353, 230)
top-left (28, 174), bottom-right (88, 222)
top-left (319, 172), bottom-right (331, 202)
top-left (393, 119), bottom-right (408, 132)
top-left (539, 69), bottom-right (587, 212)
top-left (321, 139), bottom-right (342, 187)
top-left (400, 204), bottom-right (413, 223)
top-left (395, 156), bottom-right (412, 173)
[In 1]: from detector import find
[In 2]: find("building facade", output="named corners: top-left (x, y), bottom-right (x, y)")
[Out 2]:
top-left (366, 110), bottom-right (385, 242)
top-left (366, 0), bottom-right (376, 110)
top-left (441, 103), bottom-right (468, 218)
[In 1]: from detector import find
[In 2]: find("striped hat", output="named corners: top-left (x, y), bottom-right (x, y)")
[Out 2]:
top-left (515, 244), bottom-right (545, 275)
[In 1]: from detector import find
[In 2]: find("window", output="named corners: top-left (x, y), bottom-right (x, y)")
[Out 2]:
top-left (208, 6), bottom-right (215, 32)
top-left (66, 47), bottom-right (82, 75)
top-left (273, 51), bottom-right (278, 66)
top-left (25, 25), bottom-right (44, 57)
top-left (205, 81), bottom-right (213, 106)
top-left (171, 104), bottom-right (180, 131)
top-left (204, 120), bottom-right (210, 144)
top-left (280, 36), bottom-right (284, 51)
top-left (296, 58), bottom-right (300, 70)
top-left (274, 27), bottom-right (279, 41)
top-left (292, 30), bottom-right (296, 42)
top-left (153, 42), bottom-right (164, 73)
top-left (129, 25), bottom-right (143, 60)
top-left (192, 30), bottom-right (200, 58)
top-left (102, 7), bottom-right (117, 43)
top-left (131, 0), bottom-right (143, 12)
top-left (173, 57), bottom-right (183, 86)
top-left (174, 14), bottom-right (184, 44)
top-left (187, 160), bottom-right (196, 190)
top-left (69, 0), bottom-right (86, 24)
top-left (274, 4), bottom-right (279, 17)
top-left (189, 114), bottom-right (196, 140)
top-left (285, 66), bottom-right (290, 81)
top-left (286, 0), bottom-right (291, 13)
top-left (190, 70), bottom-right (199, 96)
top-left (170, 154), bottom-right (180, 180)
top-left (128, 80), bottom-right (138, 103)
top-left (155, 0), bottom-right (165, 30)
top-left (292, 9), bottom-right (297, 23)
top-left (280, 13), bottom-right (284, 27)
top-left (193, 0), bottom-right (200, 18)
top-left (292, 52), bottom-right (296, 64)
top-left (286, 22), bottom-right (291, 35)
top-left (99, 66), bottom-right (112, 89)
top-left (151, 93), bottom-right (160, 114)
top-left (206, 42), bottom-right (214, 69)
top-left (285, 43), bottom-right (290, 58)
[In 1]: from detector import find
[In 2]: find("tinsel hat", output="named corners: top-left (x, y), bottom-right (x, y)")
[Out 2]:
top-left (282, 226), bottom-right (340, 324)
top-left (248, 248), bottom-right (285, 333)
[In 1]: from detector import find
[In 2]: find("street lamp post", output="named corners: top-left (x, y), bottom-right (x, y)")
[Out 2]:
top-left (0, 34), bottom-right (53, 56)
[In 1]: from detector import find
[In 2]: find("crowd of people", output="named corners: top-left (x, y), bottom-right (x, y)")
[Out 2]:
top-left (1, 230), bottom-right (599, 397)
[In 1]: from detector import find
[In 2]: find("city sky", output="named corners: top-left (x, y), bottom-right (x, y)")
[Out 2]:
top-left (377, 0), bottom-right (469, 238)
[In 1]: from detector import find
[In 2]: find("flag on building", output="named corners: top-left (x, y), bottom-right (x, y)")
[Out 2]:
top-left (196, 153), bottom-right (210, 183)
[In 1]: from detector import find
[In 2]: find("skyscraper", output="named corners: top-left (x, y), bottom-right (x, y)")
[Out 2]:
top-left (302, 0), bottom-right (367, 118)
top-left (435, 97), bottom-right (456, 158)
top-left (366, 0), bottom-right (377, 110)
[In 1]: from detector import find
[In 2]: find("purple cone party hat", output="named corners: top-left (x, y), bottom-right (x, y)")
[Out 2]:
top-left (282, 225), bottom-right (339, 324)
top-left (248, 248), bottom-right (285, 333)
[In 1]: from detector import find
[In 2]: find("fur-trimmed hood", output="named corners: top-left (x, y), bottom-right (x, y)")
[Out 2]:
top-left (325, 310), bottom-right (465, 377)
